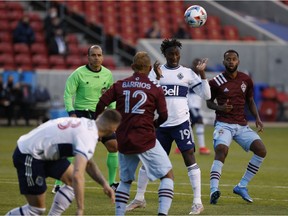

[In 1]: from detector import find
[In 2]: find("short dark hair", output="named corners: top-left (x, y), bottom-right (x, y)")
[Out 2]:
top-left (224, 49), bottom-right (239, 58)
top-left (160, 38), bottom-right (182, 55)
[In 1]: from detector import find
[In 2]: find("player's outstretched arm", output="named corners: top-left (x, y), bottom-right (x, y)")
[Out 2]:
top-left (86, 159), bottom-right (115, 203)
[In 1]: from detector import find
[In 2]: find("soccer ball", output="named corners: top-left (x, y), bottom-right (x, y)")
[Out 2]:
top-left (184, 5), bottom-right (207, 28)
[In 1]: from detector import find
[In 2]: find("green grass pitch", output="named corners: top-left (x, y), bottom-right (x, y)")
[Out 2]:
top-left (0, 124), bottom-right (287, 215)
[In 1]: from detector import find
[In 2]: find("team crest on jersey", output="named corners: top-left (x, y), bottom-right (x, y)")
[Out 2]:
top-left (177, 72), bottom-right (184, 80)
top-left (241, 81), bottom-right (247, 93)
top-left (35, 176), bottom-right (44, 186)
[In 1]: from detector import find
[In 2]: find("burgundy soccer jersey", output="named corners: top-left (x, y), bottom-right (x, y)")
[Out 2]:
top-left (99, 72), bottom-right (167, 154)
top-left (209, 71), bottom-right (254, 125)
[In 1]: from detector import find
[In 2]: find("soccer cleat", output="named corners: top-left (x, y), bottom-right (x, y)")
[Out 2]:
top-left (210, 190), bottom-right (221, 204)
top-left (233, 185), bottom-right (253, 203)
top-left (51, 185), bottom-right (60, 194)
top-left (110, 182), bottom-right (119, 192)
top-left (199, 147), bottom-right (211, 155)
top-left (126, 199), bottom-right (146, 211)
top-left (189, 203), bottom-right (204, 215)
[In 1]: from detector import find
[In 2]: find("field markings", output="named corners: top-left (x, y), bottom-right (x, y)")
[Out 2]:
top-left (1, 179), bottom-right (288, 203)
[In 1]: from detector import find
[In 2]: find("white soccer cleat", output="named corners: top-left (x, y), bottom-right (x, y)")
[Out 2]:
top-left (126, 199), bottom-right (146, 211)
top-left (189, 203), bottom-right (204, 215)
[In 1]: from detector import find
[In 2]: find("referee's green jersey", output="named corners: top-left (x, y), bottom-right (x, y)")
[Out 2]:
top-left (64, 65), bottom-right (116, 113)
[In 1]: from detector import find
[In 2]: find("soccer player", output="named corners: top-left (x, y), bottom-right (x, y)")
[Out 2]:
top-left (175, 58), bottom-right (211, 155)
top-left (95, 51), bottom-right (174, 215)
top-left (207, 49), bottom-right (267, 204)
top-left (52, 45), bottom-right (119, 193)
top-left (5, 109), bottom-right (121, 216)
top-left (126, 39), bottom-right (211, 215)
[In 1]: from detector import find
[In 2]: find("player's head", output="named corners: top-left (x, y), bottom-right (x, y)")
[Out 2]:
top-left (223, 49), bottom-right (240, 74)
top-left (87, 45), bottom-right (103, 70)
top-left (131, 51), bottom-right (151, 75)
top-left (96, 109), bottom-right (122, 138)
top-left (192, 58), bottom-right (202, 74)
top-left (160, 38), bottom-right (182, 68)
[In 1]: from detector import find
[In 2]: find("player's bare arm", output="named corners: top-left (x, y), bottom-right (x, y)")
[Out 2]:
top-left (247, 97), bottom-right (264, 132)
top-left (207, 99), bottom-right (233, 112)
top-left (73, 154), bottom-right (87, 216)
top-left (86, 159), bottom-right (115, 203)
top-left (196, 58), bottom-right (208, 79)
top-left (153, 61), bottom-right (162, 80)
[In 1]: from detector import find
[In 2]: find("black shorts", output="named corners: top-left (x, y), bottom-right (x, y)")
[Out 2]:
top-left (189, 108), bottom-right (203, 124)
top-left (13, 146), bottom-right (70, 195)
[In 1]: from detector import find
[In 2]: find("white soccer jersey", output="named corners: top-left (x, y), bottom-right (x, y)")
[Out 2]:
top-left (188, 74), bottom-right (203, 109)
top-left (17, 117), bottom-right (99, 161)
top-left (188, 91), bottom-right (202, 109)
top-left (149, 64), bottom-right (210, 127)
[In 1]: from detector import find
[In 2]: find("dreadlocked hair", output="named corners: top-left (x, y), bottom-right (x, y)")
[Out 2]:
top-left (160, 38), bottom-right (182, 55)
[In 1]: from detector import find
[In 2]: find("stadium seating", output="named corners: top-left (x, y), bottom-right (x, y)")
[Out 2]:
top-left (32, 54), bottom-right (49, 69)
top-left (14, 54), bottom-right (32, 70)
top-left (189, 27), bottom-right (207, 40)
top-left (49, 55), bottom-right (66, 69)
top-left (0, 43), bottom-right (13, 55)
top-left (13, 43), bottom-right (30, 55)
top-left (30, 43), bottom-right (48, 56)
top-left (0, 54), bottom-right (14, 69)
top-left (223, 25), bottom-right (240, 40)
top-left (0, 32), bottom-right (12, 43)
top-left (66, 55), bottom-right (83, 69)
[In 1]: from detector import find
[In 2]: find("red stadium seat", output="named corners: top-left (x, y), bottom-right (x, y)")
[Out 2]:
top-left (0, 54), bottom-right (14, 68)
top-left (205, 15), bottom-right (221, 28)
top-left (103, 56), bottom-right (116, 69)
top-left (81, 56), bottom-right (88, 65)
top-left (259, 100), bottom-right (278, 122)
top-left (78, 45), bottom-right (90, 57)
top-left (67, 44), bottom-right (80, 55)
top-left (137, 17), bottom-right (153, 38)
top-left (34, 32), bottom-right (45, 43)
top-left (223, 25), bottom-right (239, 40)
top-left (0, 32), bottom-right (12, 43)
top-left (66, 55), bottom-right (83, 69)
top-left (189, 27), bottom-right (207, 40)
top-left (30, 21), bottom-right (44, 32)
top-left (13, 43), bottom-right (30, 55)
top-left (66, 1), bottom-right (84, 14)
top-left (32, 54), bottom-right (49, 69)
top-left (0, 9), bottom-right (8, 21)
top-left (66, 34), bottom-right (78, 45)
top-left (27, 12), bottom-right (42, 22)
top-left (0, 42), bottom-right (13, 54)
top-left (7, 10), bottom-right (24, 22)
top-left (14, 53), bottom-right (32, 69)
top-left (49, 55), bottom-right (66, 69)
top-left (0, 20), bottom-right (11, 32)
top-left (84, 2), bottom-right (101, 24)
top-left (206, 27), bottom-right (223, 40)
top-left (118, 1), bottom-right (135, 14)
top-left (6, 1), bottom-right (23, 12)
top-left (30, 43), bottom-right (48, 56)
top-left (0, 2), bottom-right (6, 10)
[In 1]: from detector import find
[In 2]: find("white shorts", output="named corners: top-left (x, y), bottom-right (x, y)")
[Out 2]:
top-left (213, 121), bottom-right (261, 152)
top-left (119, 140), bottom-right (172, 182)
